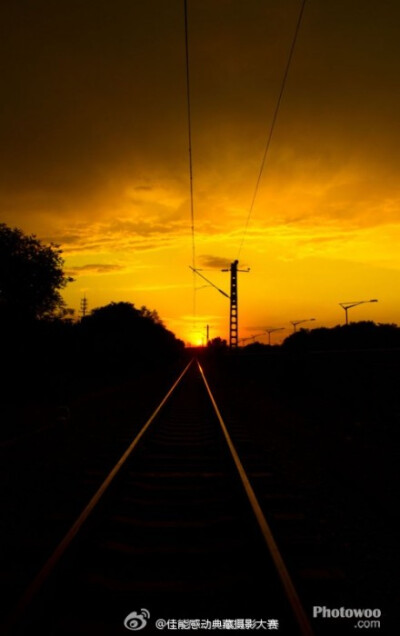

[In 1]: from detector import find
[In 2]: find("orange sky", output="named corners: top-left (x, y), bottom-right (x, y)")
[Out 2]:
top-left (1, 0), bottom-right (399, 345)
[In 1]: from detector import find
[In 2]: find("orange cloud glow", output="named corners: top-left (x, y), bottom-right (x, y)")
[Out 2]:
top-left (1, 1), bottom-right (399, 344)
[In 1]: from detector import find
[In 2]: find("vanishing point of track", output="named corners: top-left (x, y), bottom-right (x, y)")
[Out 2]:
top-left (4, 359), bottom-right (314, 635)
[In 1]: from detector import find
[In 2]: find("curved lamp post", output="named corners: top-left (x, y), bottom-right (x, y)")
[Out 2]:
top-left (339, 299), bottom-right (378, 326)
top-left (290, 318), bottom-right (315, 333)
top-left (265, 327), bottom-right (285, 345)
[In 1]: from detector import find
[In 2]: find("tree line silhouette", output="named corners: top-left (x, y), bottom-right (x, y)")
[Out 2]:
top-left (2, 221), bottom-right (399, 413)
top-left (282, 322), bottom-right (400, 351)
top-left (207, 321), bottom-right (400, 354)
top-left (0, 223), bottom-right (184, 414)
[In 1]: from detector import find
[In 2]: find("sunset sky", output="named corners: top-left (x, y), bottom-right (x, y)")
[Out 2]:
top-left (1, 0), bottom-right (399, 345)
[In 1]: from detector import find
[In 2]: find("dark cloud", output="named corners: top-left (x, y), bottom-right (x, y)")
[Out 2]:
top-left (297, 233), bottom-right (354, 245)
top-left (66, 263), bottom-right (123, 276)
top-left (0, 0), bottom-right (188, 202)
top-left (199, 255), bottom-right (233, 269)
top-left (0, 0), bottom-right (399, 239)
top-left (105, 219), bottom-right (184, 237)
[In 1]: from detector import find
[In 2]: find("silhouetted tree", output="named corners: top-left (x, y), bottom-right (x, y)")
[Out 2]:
top-left (139, 305), bottom-right (162, 324)
top-left (84, 301), bottom-right (142, 327)
top-left (78, 301), bottom-right (184, 373)
top-left (0, 223), bottom-right (72, 321)
top-left (207, 337), bottom-right (228, 350)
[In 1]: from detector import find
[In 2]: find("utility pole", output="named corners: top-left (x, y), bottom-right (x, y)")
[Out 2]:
top-left (222, 260), bottom-right (250, 348)
top-left (206, 324), bottom-right (209, 345)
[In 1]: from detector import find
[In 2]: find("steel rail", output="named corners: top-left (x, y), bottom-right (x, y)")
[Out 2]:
top-left (5, 358), bottom-right (194, 632)
top-left (197, 359), bottom-right (314, 636)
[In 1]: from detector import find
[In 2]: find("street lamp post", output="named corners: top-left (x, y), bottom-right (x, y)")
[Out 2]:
top-left (239, 332), bottom-right (265, 345)
top-left (339, 299), bottom-right (378, 325)
top-left (265, 327), bottom-right (285, 345)
top-left (290, 318), bottom-right (315, 333)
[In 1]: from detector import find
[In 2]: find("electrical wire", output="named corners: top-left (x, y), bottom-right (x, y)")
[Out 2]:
top-left (189, 267), bottom-right (230, 299)
top-left (184, 0), bottom-right (197, 335)
top-left (237, 0), bottom-right (307, 260)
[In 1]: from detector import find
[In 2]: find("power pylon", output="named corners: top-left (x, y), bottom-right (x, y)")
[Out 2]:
top-left (222, 260), bottom-right (250, 348)
top-left (80, 294), bottom-right (88, 319)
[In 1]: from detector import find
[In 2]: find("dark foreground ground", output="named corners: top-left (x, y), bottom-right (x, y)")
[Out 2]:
top-left (202, 348), bottom-right (399, 632)
top-left (0, 347), bottom-right (398, 634)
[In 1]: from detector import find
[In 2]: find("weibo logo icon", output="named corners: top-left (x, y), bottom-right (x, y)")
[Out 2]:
top-left (124, 609), bottom-right (150, 631)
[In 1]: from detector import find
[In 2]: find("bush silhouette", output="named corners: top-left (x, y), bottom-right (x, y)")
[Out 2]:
top-left (282, 322), bottom-right (400, 351)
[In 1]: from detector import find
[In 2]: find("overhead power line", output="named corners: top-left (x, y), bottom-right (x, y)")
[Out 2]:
top-left (184, 0), bottom-right (197, 334)
top-left (184, 0), bottom-right (196, 270)
top-left (189, 267), bottom-right (230, 299)
top-left (237, 0), bottom-right (307, 260)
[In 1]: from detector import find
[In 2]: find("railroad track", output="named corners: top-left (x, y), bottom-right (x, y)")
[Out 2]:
top-left (4, 359), bottom-right (314, 635)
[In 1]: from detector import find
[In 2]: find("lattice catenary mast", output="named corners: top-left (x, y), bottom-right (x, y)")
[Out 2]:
top-left (80, 295), bottom-right (88, 319)
top-left (222, 260), bottom-right (250, 348)
top-left (189, 260), bottom-right (249, 349)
